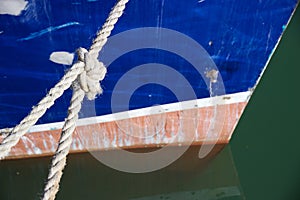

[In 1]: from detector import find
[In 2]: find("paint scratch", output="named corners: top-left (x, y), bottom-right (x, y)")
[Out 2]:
top-left (48, 134), bottom-right (56, 152)
top-left (18, 22), bottom-right (80, 41)
top-left (21, 137), bottom-right (33, 155)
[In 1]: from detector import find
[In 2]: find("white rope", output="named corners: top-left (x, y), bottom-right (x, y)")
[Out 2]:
top-left (0, 0), bottom-right (129, 199)
top-left (77, 47), bottom-right (107, 100)
top-left (89, 0), bottom-right (129, 56)
top-left (42, 83), bottom-right (85, 200)
top-left (43, 0), bottom-right (129, 198)
top-left (0, 61), bottom-right (84, 159)
top-left (0, 128), bottom-right (12, 138)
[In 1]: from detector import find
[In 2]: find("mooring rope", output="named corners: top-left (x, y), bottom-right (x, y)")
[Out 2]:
top-left (0, 61), bottom-right (84, 159)
top-left (0, 0), bottom-right (129, 199)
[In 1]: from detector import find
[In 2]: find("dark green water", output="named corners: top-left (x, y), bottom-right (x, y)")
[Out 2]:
top-left (1, 5), bottom-right (300, 200)
top-left (1, 145), bottom-right (244, 200)
top-left (230, 4), bottom-right (300, 200)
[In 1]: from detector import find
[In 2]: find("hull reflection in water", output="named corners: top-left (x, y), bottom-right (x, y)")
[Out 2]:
top-left (0, 144), bottom-right (244, 200)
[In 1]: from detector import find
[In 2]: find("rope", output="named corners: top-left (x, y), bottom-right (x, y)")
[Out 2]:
top-left (0, 61), bottom-right (84, 159)
top-left (43, 0), bottom-right (129, 198)
top-left (0, 0), bottom-right (129, 199)
top-left (0, 128), bottom-right (12, 138)
top-left (89, 0), bottom-right (129, 56)
top-left (42, 84), bottom-right (85, 200)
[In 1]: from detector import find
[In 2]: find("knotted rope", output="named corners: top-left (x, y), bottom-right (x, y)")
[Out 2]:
top-left (77, 47), bottom-right (107, 100)
top-left (0, 0), bottom-right (129, 200)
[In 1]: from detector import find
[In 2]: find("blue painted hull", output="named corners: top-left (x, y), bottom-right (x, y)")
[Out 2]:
top-left (0, 0), bottom-right (298, 128)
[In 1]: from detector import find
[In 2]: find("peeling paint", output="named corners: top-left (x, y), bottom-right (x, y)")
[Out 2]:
top-left (76, 138), bottom-right (83, 150)
top-left (26, 137), bottom-right (42, 154)
top-left (42, 133), bottom-right (48, 150)
top-left (111, 134), bottom-right (117, 147)
top-left (48, 134), bottom-right (56, 152)
top-left (206, 69), bottom-right (219, 97)
top-left (4, 102), bottom-right (248, 159)
top-left (205, 69), bottom-right (219, 83)
top-left (0, 0), bottom-right (28, 16)
top-left (71, 139), bottom-right (77, 150)
top-left (21, 137), bottom-right (33, 155)
top-left (49, 51), bottom-right (74, 65)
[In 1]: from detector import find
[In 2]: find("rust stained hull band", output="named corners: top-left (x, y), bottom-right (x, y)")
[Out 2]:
top-left (0, 92), bottom-right (249, 160)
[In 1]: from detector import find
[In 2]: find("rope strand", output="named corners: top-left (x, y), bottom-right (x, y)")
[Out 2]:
top-left (0, 61), bottom-right (84, 159)
top-left (42, 84), bottom-right (85, 200)
top-left (89, 0), bottom-right (129, 56)
top-left (0, 0), bottom-right (130, 200)
top-left (41, 0), bottom-right (129, 199)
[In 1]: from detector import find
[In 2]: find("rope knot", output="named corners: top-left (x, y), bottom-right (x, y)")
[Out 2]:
top-left (77, 47), bottom-right (107, 100)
